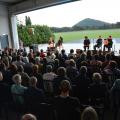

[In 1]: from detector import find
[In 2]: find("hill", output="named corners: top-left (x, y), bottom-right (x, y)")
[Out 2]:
top-left (73, 18), bottom-right (110, 28)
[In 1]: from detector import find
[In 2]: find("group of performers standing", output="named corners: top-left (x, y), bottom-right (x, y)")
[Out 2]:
top-left (83, 35), bottom-right (113, 51)
top-left (48, 36), bottom-right (63, 50)
top-left (48, 35), bottom-right (113, 52)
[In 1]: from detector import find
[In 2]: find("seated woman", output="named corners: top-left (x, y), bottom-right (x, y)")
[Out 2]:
top-left (94, 36), bottom-right (102, 50)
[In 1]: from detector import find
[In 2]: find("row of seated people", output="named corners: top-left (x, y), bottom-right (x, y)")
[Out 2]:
top-left (0, 72), bottom-right (106, 120)
top-left (0, 66), bottom-right (120, 120)
top-left (0, 48), bottom-right (120, 119)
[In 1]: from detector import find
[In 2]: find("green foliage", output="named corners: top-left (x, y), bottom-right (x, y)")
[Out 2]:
top-left (17, 25), bottom-right (54, 46)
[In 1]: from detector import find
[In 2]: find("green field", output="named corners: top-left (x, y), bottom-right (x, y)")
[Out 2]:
top-left (54, 29), bottom-right (120, 43)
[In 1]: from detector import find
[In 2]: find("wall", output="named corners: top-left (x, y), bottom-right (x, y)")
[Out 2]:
top-left (0, 4), bottom-right (11, 48)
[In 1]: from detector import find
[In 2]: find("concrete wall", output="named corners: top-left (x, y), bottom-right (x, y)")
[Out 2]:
top-left (0, 4), bottom-right (12, 48)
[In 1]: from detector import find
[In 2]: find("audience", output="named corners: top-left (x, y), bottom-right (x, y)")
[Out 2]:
top-left (0, 47), bottom-right (120, 120)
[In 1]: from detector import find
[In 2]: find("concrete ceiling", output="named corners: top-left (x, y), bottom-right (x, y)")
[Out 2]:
top-left (0, 0), bottom-right (79, 15)
top-left (0, 0), bottom-right (28, 5)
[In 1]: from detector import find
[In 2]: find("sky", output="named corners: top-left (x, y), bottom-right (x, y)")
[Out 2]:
top-left (17, 0), bottom-right (120, 27)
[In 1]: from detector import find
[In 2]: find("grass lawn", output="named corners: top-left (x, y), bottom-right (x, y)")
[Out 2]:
top-left (54, 29), bottom-right (120, 43)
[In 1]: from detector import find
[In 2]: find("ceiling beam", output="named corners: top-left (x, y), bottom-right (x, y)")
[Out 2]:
top-left (9, 0), bottom-right (79, 15)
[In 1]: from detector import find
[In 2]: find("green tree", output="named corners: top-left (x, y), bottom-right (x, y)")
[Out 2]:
top-left (25, 16), bottom-right (32, 26)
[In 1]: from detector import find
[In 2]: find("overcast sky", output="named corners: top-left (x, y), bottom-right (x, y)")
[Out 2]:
top-left (17, 0), bottom-right (120, 27)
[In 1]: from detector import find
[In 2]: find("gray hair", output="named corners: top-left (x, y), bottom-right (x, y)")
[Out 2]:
top-left (21, 113), bottom-right (37, 120)
top-left (81, 106), bottom-right (98, 120)
top-left (12, 74), bottom-right (22, 84)
top-left (92, 73), bottom-right (102, 84)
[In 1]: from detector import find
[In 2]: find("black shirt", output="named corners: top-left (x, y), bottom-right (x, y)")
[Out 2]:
top-left (54, 96), bottom-right (80, 120)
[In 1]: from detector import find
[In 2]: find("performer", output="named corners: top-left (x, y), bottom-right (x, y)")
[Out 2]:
top-left (56, 36), bottom-right (63, 50)
top-left (94, 36), bottom-right (102, 50)
top-left (48, 37), bottom-right (54, 48)
top-left (103, 36), bottom-right (113, 51)
top-left (107, 35), bottom-right (113, 51)
top-left (83, 36), bottom-right (90, 51)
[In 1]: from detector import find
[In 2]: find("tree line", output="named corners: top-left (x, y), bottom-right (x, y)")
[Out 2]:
top-left (17, 16), bottom-right (54, 46)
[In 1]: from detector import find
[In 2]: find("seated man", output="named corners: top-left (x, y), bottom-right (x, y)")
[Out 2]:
top-left (54, 80), bottom-right (80, 120)
top-left (84, 36), bottom-right (90, 51)
top-left (94, 36), bottom-right (102, 50)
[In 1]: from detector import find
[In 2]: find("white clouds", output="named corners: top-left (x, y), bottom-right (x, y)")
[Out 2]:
top-left (17, 0), bottom-right (120, 27)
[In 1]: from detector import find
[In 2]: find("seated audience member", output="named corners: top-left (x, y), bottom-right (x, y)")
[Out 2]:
top-left (12, 55), bottom-right (25, 66)
top-left (66, 59), bottom-right (79, 84)
top-left (68, 49), bottom-right (76, 59)
top-left (0, 72), bottom-right (11, 102)
top-left (53, 67), bottom-right (70, 95)
top-left (76, 52), bottom-right (87, 70)
top-left (43, 65), bottom-right (56, 81)
top-left (81, 106), bottom-right (98, 120)
top-left (104, 61), bottom-right (120, 76)
top-left (94, 36), bottom-right (102, 51)
top-left (54, 80), bottom-right (80, 120)
top-left (22, 52), bottom-right (29, 63)
top-left (60, 49), bottom-right (68, 60)
top-left (17, 65), bottom-right (30, 87)
top-left (43, 65), bottom-right (56, 93)
top-left (11, 74), bottom-right (27, 104)
top-left (21, 113), bottom-right (37, 120)
top-left (102, 53), bottom-right (111, 70)
top-left (24, 76), bottom-right (45, 105)
top-left (83, 36), bottom-right (90, 51)
top-left (74, 66), bottom-right (90, 103)
top-left (89, 73), bottom-right (108, 105)
top-left (98, 50), bottom-right (105, 62)
top-left (31, 65), bottom-right (43, 89)
top-left (40, 49), bottom-right (45, 59)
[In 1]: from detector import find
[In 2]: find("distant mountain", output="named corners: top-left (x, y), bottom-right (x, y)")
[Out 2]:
top-left (73, 18), bottom-right (110, 28)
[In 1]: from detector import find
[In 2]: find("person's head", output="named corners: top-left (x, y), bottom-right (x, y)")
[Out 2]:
top-left (21, 113), bottom-right (37, 120)
top-left (70, 49), bottom-right (74, 54)
top-left (29, 76), bottom-right (37, 87)
top-left (17, 65), bottom-right (24, 73)
top-left (105, 53), bottom-right (111, 61)
top-left (81, 106), bottom-right (98, 120)
top-left (85, 36), bottom-right (88, 39)
top-left (109, 61), bottom-right (117, 69)
top-left (59, 80), bottom-right (71, 94)
top-left (12, 74), bottom-right (22, 85)
top-left (46, 65), bottom-right (53, 73)
top-left (32, 65), bottom-right (38, 73)
top-left (79, 66), bottom-right (87, 74)
top-left (92, 73), bottom-right (102, 84)
top-left (61, 49), bottom-right (65, 54)
top-left (57, 67), bottom-right (66, 76)
top-left (69, 59), bottom-right (76, 67)
top-left (9, 64), bottom-right (18, 72)
top-left (0, 72), bottom-right (3, 81)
